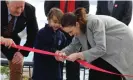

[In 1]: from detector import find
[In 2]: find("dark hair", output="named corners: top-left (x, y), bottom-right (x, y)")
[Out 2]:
top-left (61, 12), bottom-right (77, 27)
top-left (61, 7), bottom-right (87, 33)
top-left (47, 8), bottom-right (64, 23)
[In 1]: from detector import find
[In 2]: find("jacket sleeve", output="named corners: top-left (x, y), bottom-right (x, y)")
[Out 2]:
top-left (20, 6), bottom-right (39, 57)
top-left (34, 29), bottom-right (44, 50)
top-left (60, 32), bottom-right (67, 50)
top-left (61, 37), bottom-right (81, 55)
top-left (121, 1), bottom-right (132, 25)
top-left (34, 28), bottom-right (52, 51)
top-left (82, 19), bottom-right (106, 63)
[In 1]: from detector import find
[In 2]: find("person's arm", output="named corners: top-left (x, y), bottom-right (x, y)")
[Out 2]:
top-left (55, 37), bottom-right (81, 62)
top-left (59, 32), bottom-right (67, 50)
top-left (20, 6), bottom-right (38, 57)
top-left (82, 19), bottom-right (106, 63)
top-left (34, 29), bottom-right (44, 50)
top-left (34, 25), bottom-right (57, 52)
top-left (61, 37), bottom-right (81, 55)
top-left (34, 29), bottom-right (48, 51)
top-left (121, 1), bottom-right (132, 25)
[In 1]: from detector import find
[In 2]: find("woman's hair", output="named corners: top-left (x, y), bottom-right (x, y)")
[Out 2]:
top-left (61, 12), bottom-right (77, 27)
top-left (47, 7), bottom-right (64, 23)
top-left (61, 7), bottom-right (87, 33)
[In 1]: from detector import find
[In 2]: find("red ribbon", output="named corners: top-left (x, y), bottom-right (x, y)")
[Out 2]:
top-left (1, 42), bottom-right (133, 78)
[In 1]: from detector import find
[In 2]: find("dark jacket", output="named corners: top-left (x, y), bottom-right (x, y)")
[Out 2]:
top-left (1, 1), bottom-right (38, 60)
top-left (96, 1), bottom-right (132, 25)
top-left (33, 24), bottom-right (67, 80)
top-left (44, 1), bottom-right (90, 17)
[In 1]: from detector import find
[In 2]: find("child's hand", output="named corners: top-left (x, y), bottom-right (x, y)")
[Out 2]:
top-left (55, 50), bottom-right (66, 62)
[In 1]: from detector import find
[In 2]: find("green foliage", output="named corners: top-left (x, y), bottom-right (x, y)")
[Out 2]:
top-left (0, 66), bottom-right (30, 80)
top-left (22, 75), bottom-right (29, 80)
top-left (0, 66), bottom-right (10, 79)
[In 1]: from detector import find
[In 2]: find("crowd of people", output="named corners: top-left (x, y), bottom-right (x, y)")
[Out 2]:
top-left (1, 0), bottom-right (133, 80)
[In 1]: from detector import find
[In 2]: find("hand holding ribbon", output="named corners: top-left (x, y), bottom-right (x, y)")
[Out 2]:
top-left (0, 42), bottom-right (133, 78)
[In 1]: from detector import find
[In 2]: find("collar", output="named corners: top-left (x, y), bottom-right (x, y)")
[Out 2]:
top-left (8, 9), bottom-right (11, 16)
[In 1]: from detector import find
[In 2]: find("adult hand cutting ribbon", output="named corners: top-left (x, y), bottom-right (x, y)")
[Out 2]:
top-left (0, 42), bottom-right (133, 78)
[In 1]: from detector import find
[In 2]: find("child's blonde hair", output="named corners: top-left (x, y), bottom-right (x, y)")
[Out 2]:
top-left (47, 8), bottom-right (64, 23)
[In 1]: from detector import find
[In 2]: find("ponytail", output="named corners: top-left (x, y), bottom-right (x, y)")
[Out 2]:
top-left (74, 7), bottom-right (87, 33)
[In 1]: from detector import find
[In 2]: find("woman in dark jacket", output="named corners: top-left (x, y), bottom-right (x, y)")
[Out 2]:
top-left (32, 8), bottom-right (67, 80)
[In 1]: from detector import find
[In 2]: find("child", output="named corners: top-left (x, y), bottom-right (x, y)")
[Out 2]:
top-left (32, 8), bottom-right (66, 80)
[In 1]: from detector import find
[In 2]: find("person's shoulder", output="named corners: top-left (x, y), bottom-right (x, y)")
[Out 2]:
top-left (24, 2), bottom-right (35, 15)
top-left (1, 1), bottom-right (7, 12)
top-left (25, 2), bottom-right (35, 10)
top-left (38, 24), bottom-right (53, 34)
top-left (1, 1), bottom-right (6, 6)
top-left (87, 14), bottom-right (105, 28)
top-left (87, 14), bottom-right (108, 22)
top-left (87, 14), bottom-right (100, 22)
top-left (1, 1), bottom-right (8, 10)
top-left (57, 30), bottom-right (66, 39)
top-left (23, 2), bottom-right (36, 18)
top-left (38, 24), bottom-right (47, 33)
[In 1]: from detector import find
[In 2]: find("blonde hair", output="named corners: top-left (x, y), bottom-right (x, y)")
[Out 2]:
top-left (47, 8), bottom-right (64, 23)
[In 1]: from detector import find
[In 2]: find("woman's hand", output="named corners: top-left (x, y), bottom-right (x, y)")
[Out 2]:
top-left (66, 52), bottom-right (85, 62)
top-left (55, 50), bottom-right (66, 62)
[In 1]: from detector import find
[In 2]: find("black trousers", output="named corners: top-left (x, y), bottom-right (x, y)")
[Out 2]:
top-left (60, 61), bottom-right (80, 80)
top-left (33, 54), bottom-right (62, 80)
top-left (89, 58), bottom-right (124, 80)
top-left (66, 61), bottom-right (80, 80)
